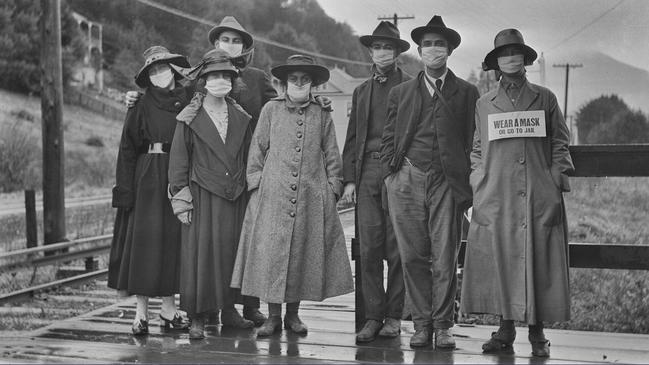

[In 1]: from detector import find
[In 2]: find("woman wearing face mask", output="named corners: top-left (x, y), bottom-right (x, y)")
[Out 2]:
top-left (108, 46), bottom-right (192, 335)
top-left (231, 55), bottom-right (354, 337)
top-left (168, 48), bottom-right (256, 339)
top-left (461, 29), bottom-right (574, 358)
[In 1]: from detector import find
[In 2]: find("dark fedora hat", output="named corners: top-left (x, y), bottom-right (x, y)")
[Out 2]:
top-left (134, 46), bottom-right (190, 88)
top-left (483, 29), bottom-right (538, 71)
top-left (271, 55), bottom-right (330, 87)
top-left (207, 16), bottom-right (254, 49)
top-left (195, 48), bottom-right (239, 79)
top-left (359, 21), bottom-right (410, 53)
top-left (411, 15), bottom-right (461, 50)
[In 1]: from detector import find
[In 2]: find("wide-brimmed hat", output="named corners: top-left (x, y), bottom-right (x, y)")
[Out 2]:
top-left (207, 16), bottom-right (254, 49)
top-left (411, 15), bottom-right (461, 50)
top-left (271, 55), bottom-right (330, 87)
top-left (134, 46), bottom-right (190, 88)
top-left (195, 48), bottom-right (239, 79)
top-left (483, 28), bottom-right (538, 71)
top-left (359, 21), bottom-right (410, 53)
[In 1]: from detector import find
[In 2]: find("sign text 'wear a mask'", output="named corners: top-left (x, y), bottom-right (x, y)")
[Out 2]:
top-left (487, 110), bottom-right (546, 141)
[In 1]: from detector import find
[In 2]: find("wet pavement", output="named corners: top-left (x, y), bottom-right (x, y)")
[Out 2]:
top-left (2, 293), bottom-right (649, 364)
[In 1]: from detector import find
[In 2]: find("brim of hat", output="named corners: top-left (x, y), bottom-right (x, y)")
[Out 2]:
top-left (197, 63), bottom-right (239, 79)
top-left (135, 55), bottom-right (190, 88)
top-left (271, 64), bottom-right (330, 87)
top-left (410, 26), bottom-right (461, 49)
top-left (208, 26), bottom-right (254, 49)
top-left (359, 35), bottom-right (410, 52)
top-left (483, 43), bottom-right (537, 71)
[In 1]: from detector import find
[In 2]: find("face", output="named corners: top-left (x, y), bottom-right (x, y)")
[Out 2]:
top-left (214, 30), bottom-right (243, 48)
top-left (205, 71), bottom-right (231, 82)
top-left (497, 45), bottom-right (525, 58)
top-left (287, 71), bottom-right (312, 87)
top-left (418, 33), bottom-right (450, 54)
top-left (369, 40), bottom-right (397, 58)
top-left (148, 63), bottom-right (171, 77)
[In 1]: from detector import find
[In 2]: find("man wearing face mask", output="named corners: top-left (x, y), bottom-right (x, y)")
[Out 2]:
top-left (341, 21), bottom-right (411, 344)
top-left (461, 29), bottom-right (573, 358)
top-left (381, 15), bottom-right (479, 349)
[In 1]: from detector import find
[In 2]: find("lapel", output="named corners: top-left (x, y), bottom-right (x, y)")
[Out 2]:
top-left (518, 80), bottom-right (540, 111)
top-left (490, 84), bottom-right (512, 112)
top-left (403, 73), bottom-right (424, 136)
top-left (224, 102), bottom-right (250, 158)
top-left (188, 108), bottom-right (236, 173)
top-left (441, 69), bottom-right (459, 101)
top-left (358, 80), bottom-right (371, 142)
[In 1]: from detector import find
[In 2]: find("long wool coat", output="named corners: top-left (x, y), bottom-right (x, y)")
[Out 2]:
top-left (168, 95), bottom-right (252, 315)
top-left (108, 85), bottom-right (191, 297)
top-left (460, 78), bottom-right (574, 324)
top-left (231, 96), bottom-right (354, 303)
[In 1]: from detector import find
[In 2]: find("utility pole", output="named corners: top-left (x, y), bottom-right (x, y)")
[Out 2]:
top-left (40, 0), bottom-right (66, 245)
top-left (378, 13), bottom-right (414, 26)
top-left (552, 63), bottom-right (583, 121)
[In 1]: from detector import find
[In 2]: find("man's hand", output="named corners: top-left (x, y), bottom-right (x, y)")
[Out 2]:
top-left (342, 183), bottom-right (356, 204)
top-left (315, 95), bottom-right (333, 112)
top-left (124, 91), bottom-right (142, 108)
top-left (177, 210), bottom-right (192, 225)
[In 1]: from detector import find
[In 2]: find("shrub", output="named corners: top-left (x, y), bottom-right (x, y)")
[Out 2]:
top-left (65, 149), bottom-right (114, 188)
top-left (0, 121), bottom-right (41, 192)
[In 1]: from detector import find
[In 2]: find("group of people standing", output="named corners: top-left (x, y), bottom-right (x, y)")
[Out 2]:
top-left (107, 12), bottom-right (574, 359)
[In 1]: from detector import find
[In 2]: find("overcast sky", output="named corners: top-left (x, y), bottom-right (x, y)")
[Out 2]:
top-left (317, 0), bottom-right (649, 78)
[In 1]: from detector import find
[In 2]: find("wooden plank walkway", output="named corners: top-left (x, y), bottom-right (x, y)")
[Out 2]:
top-left (2, 212), bottom-right (649, 363)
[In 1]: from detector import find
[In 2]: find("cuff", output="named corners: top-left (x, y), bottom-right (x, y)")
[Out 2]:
top-left (169, 185), bottom-right (193, 215)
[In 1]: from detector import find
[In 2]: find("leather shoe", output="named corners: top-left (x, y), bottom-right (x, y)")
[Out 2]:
top-left (355, 319), bottom-right (382, 343)
top-left (221, 308), bottom-right (254, 329)
top-left (159, 312), bottom-right (190, 330)
top-left (243, 307), bottom-right (267, 327)
top-left (434, 328), bottom-right (456, 349)
top-left (483, 329), bottom-right (516, 353)
top-left (284, 313), bottom-right (308, 334)
top-left (529, 332), bottom-right (550, 357)
top-left (188, 315), bottom-right (205, 340)
top-left (378, 318), bottom-right (401, 338)
top-left (409, 327), bottom-right (432, 348)
top-left (132, 319), bottom-right (149, 336)
top-left (257, 315), bottom-right (282, 337)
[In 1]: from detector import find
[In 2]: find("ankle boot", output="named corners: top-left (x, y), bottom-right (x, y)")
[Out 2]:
top-left (189, 314), bottom-right (205, 339)
top-left (257, 315), bottom-right (282, 337)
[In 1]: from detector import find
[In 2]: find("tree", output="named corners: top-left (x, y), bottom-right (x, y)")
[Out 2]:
top-left (575, 95), bottom-right (629, 144)
top-left (111, 20), bottom-right (166, 90)
top-left (467, 68), bottom-right (499, 96)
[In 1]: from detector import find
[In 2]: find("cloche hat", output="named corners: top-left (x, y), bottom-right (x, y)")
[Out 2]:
top-left (134, 46), bottom-right (190, 88)
top-left (483, 29), bottom-right (537, 71)
top-left (271, 55), bottom-right (330, 87)
top-left (195, 48), bottom-right (239, 79)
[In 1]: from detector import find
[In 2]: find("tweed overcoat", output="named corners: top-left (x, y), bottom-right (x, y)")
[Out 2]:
top-left (168, 95), bottom-right (253, 315)
top-left (460, 79), bottom-right (574, 324)
top-left (380, 70), bottom-right (479, 210)
top-left (231, 96), bottom-right (354, 303)
top-left (342, 67), bottom-right (411, 186)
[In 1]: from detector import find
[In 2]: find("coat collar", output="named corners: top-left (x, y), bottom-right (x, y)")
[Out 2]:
top-left (417, 68), bottom-right (459, 100)
top-left (490, 77), bottom-right (539, 111)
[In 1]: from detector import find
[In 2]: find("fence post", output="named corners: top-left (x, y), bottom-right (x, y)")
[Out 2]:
top-left (25, 189), bottom-right (38, 248)
top-left (352, 208), bottom-right (365, 332)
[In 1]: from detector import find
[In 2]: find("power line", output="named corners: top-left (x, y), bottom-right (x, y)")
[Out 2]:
top-left (547, 0), bottom-right (625, 52)
top-left (134, 0), bottom-right (371, 66)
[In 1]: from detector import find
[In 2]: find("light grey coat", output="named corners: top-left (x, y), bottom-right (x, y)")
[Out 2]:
top-left (231, 95), bottom-right (354, 303)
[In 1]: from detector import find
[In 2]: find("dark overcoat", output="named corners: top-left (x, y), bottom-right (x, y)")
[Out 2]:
top-left (342, 68), bottom-right (411, 186)
top-left (380, 70), bottom-right (479, 209)
top-left (233, 66), bottom-right (277, 131)
top-left (461, 79), bottom-right (574, 324)
top-left (168, 95), bottom-right (252, 315)
top-left (108, 85), bottom-right (191, 297)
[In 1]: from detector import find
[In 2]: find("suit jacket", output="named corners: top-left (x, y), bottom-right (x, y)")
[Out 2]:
top-left (233, 66), bottom-right (277, 132)
top-left (342, 67), bottom-right (411, 186)
top-left (381, 70), bottom-right (480, 209)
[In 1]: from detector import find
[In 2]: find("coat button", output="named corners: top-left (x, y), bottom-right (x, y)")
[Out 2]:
top-left (291, 184), bottom-right (297, 191)
top-left (298, 110), bottom-right (304, 115)
top-left (519, 191), bottom-right (526, 197)
top-left (297, 132), bottom-right (303, 138)
top-left (295, 147), bottom-right (301, 152)
top-left (290, 198), bottom-right (296, 204)
top-left (297, 120), bottom-right (304, 126)
top-left (522, 222), bottom-right (527, 229)
top-left (289, 212), bottom-right (296, 217)
top-left (518, 157), bottom-right (525, 164)
top-left (292, 171), bottom-right (298, 177)
top-left (174, 101), bottom-right (182, 109)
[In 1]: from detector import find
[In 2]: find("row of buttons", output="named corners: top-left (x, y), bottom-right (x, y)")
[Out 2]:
top-left (288, 112), bottom-right (305, 218)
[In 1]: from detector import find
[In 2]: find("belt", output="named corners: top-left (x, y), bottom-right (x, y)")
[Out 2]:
top-left (139, 142), bottom-right (171, 154)
top-left (364, 151), bottom-right (381, 159)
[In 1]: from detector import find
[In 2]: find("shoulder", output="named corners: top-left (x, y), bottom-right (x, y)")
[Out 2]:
top-left (477, 89), bottom-right (497, 107)
top-left (227, 97), bottom-right (252, 119)
top-left (449, 70), bottom-right (478, 93)
top-left (527, 81), bottom-right (556, 99)
top-left (241, 66), bottom-right (269, 80)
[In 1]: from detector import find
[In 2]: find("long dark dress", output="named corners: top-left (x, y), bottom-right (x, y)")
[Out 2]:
top-left (108, 85), bottom-right (191, 297)
top-left (168, 97), bottom-right (252, 315)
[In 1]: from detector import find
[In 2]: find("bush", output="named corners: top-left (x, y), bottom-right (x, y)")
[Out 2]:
top-left (0, 121), bottom-right (41, 192)
top-left (65, 149), bottom-right (114, 188)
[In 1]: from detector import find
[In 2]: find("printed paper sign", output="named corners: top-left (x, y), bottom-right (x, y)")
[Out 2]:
top-left (487, 110), bottom-right (546, 141)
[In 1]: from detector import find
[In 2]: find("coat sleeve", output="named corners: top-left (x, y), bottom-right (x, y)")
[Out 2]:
top-left (341, 88), bottom-right (358, 184)
top-left (246, 103), bottom-right (272, 191)
top-left (112, 106), bottom-right (140, 209)
top-left (465, 85), bottom-right (480, 158)
top-left (168, 122), bottom-right (193, 214)
top-left (380, 87), bottom-right (398, 179)
top-left (548, 92), bottom-right (575, 192)
top-left (321, 109), bottom-right (344, 199)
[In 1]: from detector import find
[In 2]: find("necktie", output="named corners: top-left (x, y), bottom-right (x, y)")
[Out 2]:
top-left (436, 79), bottom-right (443, 90)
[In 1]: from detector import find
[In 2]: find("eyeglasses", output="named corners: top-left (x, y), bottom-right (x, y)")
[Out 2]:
top-left (370, 44), bottom-right (395, 51)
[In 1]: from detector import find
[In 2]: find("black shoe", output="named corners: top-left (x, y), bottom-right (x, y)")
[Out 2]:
top-left (284, 313), bottom-right (308, 334)
top-left (221, 308), bottom-right (255, 329)
top-left (243, 307), bottom-right (267, 327)
top-left (160, 312), bottom-right (190, 330)
top-left (355, 319), bottom-right (382, 343)
top-left (483, 329), bottom-right (516, 354)
top-left (409, 327), bottom-right (432, 348)
top-left (257, 315), bottom-right (282, 337)
top-left (132, 319), bottom-right (149, 336)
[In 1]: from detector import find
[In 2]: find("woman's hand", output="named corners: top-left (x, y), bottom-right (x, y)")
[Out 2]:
top-left (341, 183), bottom-right (356, 204)
top-left (124, 91), bottom-right (142, 108)
top-left (177, 210), bottom-right (192, 225)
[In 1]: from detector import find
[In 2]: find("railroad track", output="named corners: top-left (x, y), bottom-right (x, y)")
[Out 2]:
top-left (0, 194), bottom-right (112, 217)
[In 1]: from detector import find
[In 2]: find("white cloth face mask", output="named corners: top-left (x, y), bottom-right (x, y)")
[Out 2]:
top-left (372, 49), bottom-right (395, 69)
top-left (205, 78), bottom-right (232, 97)
top-left (286, 82), bottom-right (311, 102)
top-left (219, 43), bottom-right (243, 57)
top-left (420, 46), bottom-right (448, 69)
top-left (149, 69), bottom-right (174, 88)
top-left (497, 54), bottom-right (525, 75)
